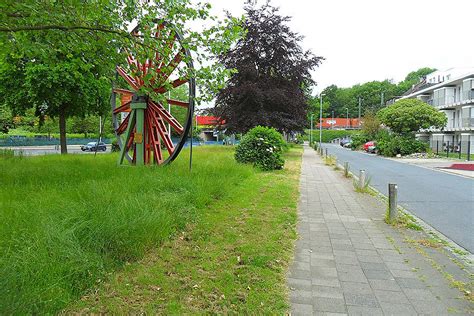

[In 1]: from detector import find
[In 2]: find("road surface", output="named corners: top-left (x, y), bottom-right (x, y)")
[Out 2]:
top-left (323, 143), bottom-right (474, 253)
top-left (6, 145), bottom-right (111, 156)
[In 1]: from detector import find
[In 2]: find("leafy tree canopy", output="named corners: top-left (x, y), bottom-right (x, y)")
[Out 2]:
top-left (0, 0), bottom-right (243, 152)
top-left (397, 67), bottom-right (436, 93)
top-left (314, 67), bottom-right (437, 122)
top-left (214, 3), bottom-right (323, 133)
top-left (377, 98), bottom-right (446, 135)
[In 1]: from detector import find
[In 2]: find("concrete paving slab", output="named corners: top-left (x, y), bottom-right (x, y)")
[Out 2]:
top-left (288, 145), bottom-right (473, 315)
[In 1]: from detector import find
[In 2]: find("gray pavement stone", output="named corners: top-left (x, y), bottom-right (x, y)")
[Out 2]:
top-left (410, 299), bottom-right (450, 314)
top-left (395, 277), bottom-right (427, 289)
top-left (346, 306), bottom-right (383, 316)
top-left (313, 297), bottom-right (347, 313)
top-left (378, 302), bottom-right (417, 316)
top-left (341, 281), bottom-right (373, 295)
top-left (288, 146), bottom-right (472, 315)
top-left (363, 269), bottom-right (394, 280)
top-left (373, 290), bottom-right (409, 304)
top-left (344, 293), bottom-right (379, 308)
top-left (334, 255), bottom-right (359, 265)
top-left (359, 262), bottom-right (387, 271)
top-left (289, 289), bottom-right (313, 304)
top-left (369, 279), bottom-right (402, 292)
top-left (290, 302), bottom-right (313, 315)
top-left (288, 277), bottom-right (312, 291)
top-left (338, 271), bottom-right (368, 283)
top-left (403, 288), bottom-right (439, 301)
top-left (312, 277), bottom-right (341, 288)
top-left (312, 285), bottom-right (344, 299)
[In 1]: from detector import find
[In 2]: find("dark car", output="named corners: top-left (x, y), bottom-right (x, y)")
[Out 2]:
top-left (81, 142), bottom-right (107, 152)
top-left (340, 139), bottom-right (352, 148)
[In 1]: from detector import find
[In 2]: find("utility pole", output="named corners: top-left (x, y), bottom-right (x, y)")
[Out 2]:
top-left (319, 93), bottom-right (325, 147)
top-left (331, 111), bottom-right (334, 130)
top-left (381, 91), bottom-right (385, 107)
top-left (346, 108), bottom-right (349, 129)
top-left (310, 114), bottom-right (314, 145)
top-left (358, 97), bottom-right (362, 128)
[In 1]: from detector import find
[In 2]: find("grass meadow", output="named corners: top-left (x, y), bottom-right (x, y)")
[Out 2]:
top-left (0, 146), bottom-right (302, 314)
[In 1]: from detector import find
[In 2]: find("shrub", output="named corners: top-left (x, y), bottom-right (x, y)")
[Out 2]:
top-left (350, 132), bottom-right (370, 150)
top-left (235, 126), bottom-right (285, 170)
top-left (377, 135), bottom-right (428, 157)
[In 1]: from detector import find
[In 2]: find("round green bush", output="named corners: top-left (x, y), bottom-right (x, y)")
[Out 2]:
top-left (377, 135), bottom-right (428, 157)
top-left (235, 126), bottom-right (285, 170)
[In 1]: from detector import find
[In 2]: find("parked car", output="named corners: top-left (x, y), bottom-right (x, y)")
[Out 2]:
top-left (81, 142), bottom-right (107, 152)
top-left (363, 141), bottom-right (377, 153)
top-left (340, 139), bottom-right (352, 148)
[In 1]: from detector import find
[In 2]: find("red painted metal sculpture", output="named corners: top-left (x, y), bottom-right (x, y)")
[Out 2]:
top-left (111, 21), bottom-right (195, 166)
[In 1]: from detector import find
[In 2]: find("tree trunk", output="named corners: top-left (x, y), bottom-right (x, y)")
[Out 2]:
top-left (59, 107), bottom-right (67, 154)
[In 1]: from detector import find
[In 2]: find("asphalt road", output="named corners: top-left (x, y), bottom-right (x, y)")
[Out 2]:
top-left (7, 145), bottom-right (111, 156)
top-left (323, 143), bottom-right (474, 253)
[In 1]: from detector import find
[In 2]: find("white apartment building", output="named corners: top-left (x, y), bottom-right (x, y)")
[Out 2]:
top-left (400, 68), bottom-right (474, 154)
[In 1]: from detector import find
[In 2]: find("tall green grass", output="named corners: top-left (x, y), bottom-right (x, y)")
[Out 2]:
top-left (0, 147), bottom-right (253, 314)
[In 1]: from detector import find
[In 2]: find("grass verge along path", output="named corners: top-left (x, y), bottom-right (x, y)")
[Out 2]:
top-left (0, 147), bottom-right (254, 313)
top-left (66, 147), bottom-right (302, 314)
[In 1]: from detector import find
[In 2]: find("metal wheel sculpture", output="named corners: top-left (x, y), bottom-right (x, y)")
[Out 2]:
top-left (111, 21), bottom-right (195, 166)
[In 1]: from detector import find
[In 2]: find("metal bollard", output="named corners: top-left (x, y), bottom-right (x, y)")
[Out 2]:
top-left (388, 183), bottom-right (398, 222)
top-left (344, 162), bottom-right (349, 177)
top-left (359, 170), bottom-right (366, 188)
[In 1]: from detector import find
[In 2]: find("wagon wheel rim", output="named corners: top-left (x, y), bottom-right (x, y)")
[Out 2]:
top-left (111, 20), bottom-right (195, 165)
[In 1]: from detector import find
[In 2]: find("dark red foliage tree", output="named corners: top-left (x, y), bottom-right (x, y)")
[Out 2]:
top-left (213, 3), bottom-right (323, 133)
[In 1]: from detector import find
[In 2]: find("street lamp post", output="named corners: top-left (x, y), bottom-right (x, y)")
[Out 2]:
top-left (358, 97), bottom-right (362, 128)
top-left (331, 111), bottom-right (334, 130)
top-left (310, 114), bottom-right (314, 145)
top-left (319, 93), bottom-right (325, 147)
top-left (345, 108), bottom-right (349, 129)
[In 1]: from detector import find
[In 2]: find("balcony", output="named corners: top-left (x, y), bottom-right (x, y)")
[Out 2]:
top-left (462, 90), bottom-right (474, 102)
top-left (427, 91), bottom-right (474, 109)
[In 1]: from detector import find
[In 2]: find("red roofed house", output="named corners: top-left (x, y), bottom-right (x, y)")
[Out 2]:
top-left (195, 115), bottom-right (225, 141)
top-left (316, 118), bottom-right (361, 129)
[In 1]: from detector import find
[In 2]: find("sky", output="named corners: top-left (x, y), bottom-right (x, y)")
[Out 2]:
top-left (205, 0), bottom-right (474, 95)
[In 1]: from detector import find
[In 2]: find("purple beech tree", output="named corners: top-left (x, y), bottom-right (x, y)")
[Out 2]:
top-left (213, 3), bottom-right (323, 134)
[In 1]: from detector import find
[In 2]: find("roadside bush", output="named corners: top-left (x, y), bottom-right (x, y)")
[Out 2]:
top-left (377, 135), bottom-right (428, 157)
top-left (350, 132), bottom-right (370, 150)
top-left (235, 126), bottom-right (285, 170)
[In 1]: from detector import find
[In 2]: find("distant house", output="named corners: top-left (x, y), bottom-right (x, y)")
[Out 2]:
top-left (396, 68), bottom-right (474, 153)
top-left (195, 115), bottom-right (225, 141)
top-left (316, 118), bottom-right (360, 130)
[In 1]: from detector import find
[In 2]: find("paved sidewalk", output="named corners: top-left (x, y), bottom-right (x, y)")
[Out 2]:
top-left (288, 145), bottom-right (472, 315)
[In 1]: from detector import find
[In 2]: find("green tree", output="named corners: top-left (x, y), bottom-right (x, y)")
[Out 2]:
top-left (377, 99), bottom-right (446, 135)
top-left (70, 115), bottom-right (100, 138)
top-left (361, 109), bottom-right (381, 139)
top-left (397, 67), bottom-right (436, 93)
top-left (0, 103), bottom-right (12, 133)
top-left (307, 96), bottom-right (330, 123)
top-left (214, 3), bottom-right (323, 133)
